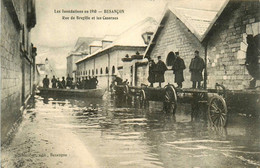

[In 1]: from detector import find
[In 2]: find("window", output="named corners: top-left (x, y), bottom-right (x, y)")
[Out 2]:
top-left (106, 67), bottom-right (109, 74)
top-left (112, 66), bottom-right (115, 74)
top-left (89, 70), bottom-right (90, 75)
top-left (92, 70), bottom-right (94, 75)
top-left (166, 51), bottom-right (176, 66)
top-left (100, 68), bottom-right (103, 74)
top-left (96, 69), bottom-right (98, 74)
top-left (147, 35), bottom-right (151, 42)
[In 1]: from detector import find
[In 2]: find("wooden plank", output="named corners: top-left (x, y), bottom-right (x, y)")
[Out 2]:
top-left (38, 87), bottom-right (106, 98)
top-left (175, 88), bottom-right (208, 93)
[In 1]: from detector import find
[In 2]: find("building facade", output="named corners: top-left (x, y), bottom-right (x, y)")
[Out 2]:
top-left (76, 17), bottom-right (157, 89)
top-left (204, 0), bottom-right (260, 90)
top-left (1, 0), bottom-right (36, 144)
top-left (67, 37), bottom-right (102, 79)
top-left (144, 8), bottom-right (207, 88)
top-left (143, 0), bottom-right (259, 90)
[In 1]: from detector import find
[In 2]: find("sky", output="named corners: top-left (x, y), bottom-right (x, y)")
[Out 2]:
top-left (31, 0), bottom-right (167, 48)
top-left (31, 0), bottom-right (226, 48)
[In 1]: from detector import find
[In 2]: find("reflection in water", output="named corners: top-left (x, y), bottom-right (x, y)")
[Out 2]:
top-left (30, 95), bottom-right (260, 168)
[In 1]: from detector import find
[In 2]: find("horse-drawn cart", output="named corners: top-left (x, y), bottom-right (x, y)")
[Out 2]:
top-left (114, 83), bottom-right (260, 127)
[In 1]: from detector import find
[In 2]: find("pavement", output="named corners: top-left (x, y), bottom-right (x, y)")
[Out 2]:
top-left (1, 100), bottom-right (98, 168)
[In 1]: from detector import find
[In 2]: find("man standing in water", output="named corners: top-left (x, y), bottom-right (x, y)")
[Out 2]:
top-left (172, 52), bottom-right (186, 88)
top-left (189, 50), bottom-right (205, 89)
top-left (155, 56), bottom-right (168, 87)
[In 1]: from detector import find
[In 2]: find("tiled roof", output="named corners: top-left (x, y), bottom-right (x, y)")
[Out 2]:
top-left (144, 0), bottom-right (229, 58)
top-left (171, 7), bottom-right (215, 36)
top-left (168, 0), bottom-right (229, 41)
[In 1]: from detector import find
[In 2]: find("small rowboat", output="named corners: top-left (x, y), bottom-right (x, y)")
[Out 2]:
top-left (37, 87), bottom-right (106, 98)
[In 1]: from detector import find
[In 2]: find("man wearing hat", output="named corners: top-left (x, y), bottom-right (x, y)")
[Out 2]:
top-left (172, 52), bottom-right (186, 88)
top-left (189, 50), bottom-right (205, 89)
top-left (155, 56), bottom-right (168, 87)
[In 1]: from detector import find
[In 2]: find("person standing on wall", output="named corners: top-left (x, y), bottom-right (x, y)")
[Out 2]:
top-left (43, 75), bottom-right (50, 88)
top-left (155, 56), bottom-right (168, 87)
top-left (148, 59), bottom-right (156, 87)
top-left (189, 50), bottom-right (205, 89)
top-left (172, 52), bottom-right (186, 88)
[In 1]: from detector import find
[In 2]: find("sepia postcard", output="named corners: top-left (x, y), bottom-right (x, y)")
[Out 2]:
top-left (1, 0), bottom-right (260, 167)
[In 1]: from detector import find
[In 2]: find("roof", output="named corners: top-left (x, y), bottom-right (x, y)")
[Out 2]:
top-left (144, 0), bottom-right (229, 58)
top-left (168, 0), bottom-right (229, 42)
top-left (76, 17), bottom-right (158, 64)
top-left (73, 37), bottom-right (102, 52)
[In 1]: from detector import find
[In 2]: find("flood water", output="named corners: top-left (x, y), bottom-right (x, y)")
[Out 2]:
top-left (28, 94), bottom-right (260, 168)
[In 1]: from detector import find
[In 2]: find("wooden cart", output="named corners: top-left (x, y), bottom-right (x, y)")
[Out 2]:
top-left (114, 83), bottom-right (260, 127)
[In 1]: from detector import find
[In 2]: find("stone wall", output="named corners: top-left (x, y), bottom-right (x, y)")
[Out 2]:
top-left (1, 0), bottom-right (36, 144)
top-left (136, 64), bottom-right (149, 86)
top-left (206, 1), bottom-right (260, 90)
top-left (149, 11), bottom-right (204, 88)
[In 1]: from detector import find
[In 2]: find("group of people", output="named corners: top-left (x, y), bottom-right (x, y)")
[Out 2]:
top-left (43, 74), bottom-right (75, 89)
top-left (42, 74), bottom-right (98, 89)
top-left (148, 50), bottom-right (205, 89)
top-left (76, 76), bottom-right (98, 89)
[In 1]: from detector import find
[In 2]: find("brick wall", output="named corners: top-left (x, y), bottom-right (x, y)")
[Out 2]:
top-left (149, 11), bottom-right (204, 88)
top-left (206, 1), bottom-right (260, 90)
top-left (1, 0), bottom-right (23, 144)
top-left (1, 0), bottom-right (36, 144)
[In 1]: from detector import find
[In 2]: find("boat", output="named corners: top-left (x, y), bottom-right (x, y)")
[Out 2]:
top-left (37, 87), bottom-right (106, 98)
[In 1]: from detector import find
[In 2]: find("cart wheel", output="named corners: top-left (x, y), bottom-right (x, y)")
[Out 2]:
top-left (208, 95), bottom-right (227, 127)
top-left (164, 85), bottom-right (177, 114)
top-left (140, 89), bottom-right (149, 108)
